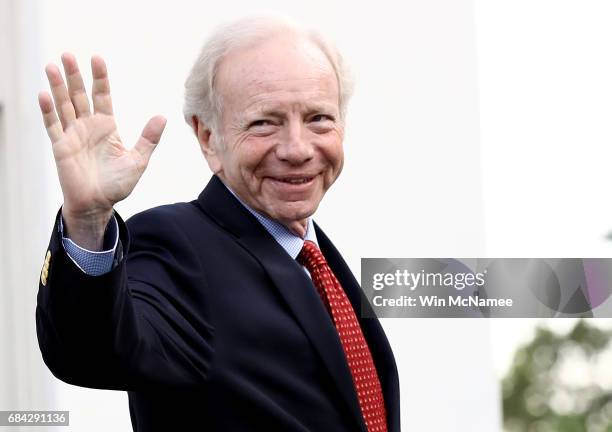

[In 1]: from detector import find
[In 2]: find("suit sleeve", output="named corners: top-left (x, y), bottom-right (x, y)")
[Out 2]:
top-left (36, 208), bottom-right (215, 392)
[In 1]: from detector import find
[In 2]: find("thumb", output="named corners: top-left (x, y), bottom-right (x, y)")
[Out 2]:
top-left (133, 115), bottom-right (167, 162)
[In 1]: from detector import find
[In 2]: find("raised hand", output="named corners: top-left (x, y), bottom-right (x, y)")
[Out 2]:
top-left (39, 53), bottom-right (166, 250)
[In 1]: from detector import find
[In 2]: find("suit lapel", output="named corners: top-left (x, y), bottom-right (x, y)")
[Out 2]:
top-left (195, 176), bottom-right (367, 431)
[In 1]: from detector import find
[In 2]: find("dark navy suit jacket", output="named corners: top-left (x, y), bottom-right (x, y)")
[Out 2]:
top-left (36, 175), bottom-right (400, 431)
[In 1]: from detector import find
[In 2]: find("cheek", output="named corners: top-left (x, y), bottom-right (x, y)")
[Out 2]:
top-left (335, 144), bottom-right (344, 168)
top-left (236, 138), bottom-right (275, 176)
top-left (321, 136), bottom-right (344, 171)
top-left (314, 140), bottom-right (343, 190)
top-left (236, 137), bottom-right (274, 189)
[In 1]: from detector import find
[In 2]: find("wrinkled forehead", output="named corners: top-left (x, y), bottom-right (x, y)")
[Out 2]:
top-left (215, 35), bottom-right (340, 115)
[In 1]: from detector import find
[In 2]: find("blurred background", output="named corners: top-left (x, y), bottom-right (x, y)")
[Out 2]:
top-left (500, 320), bottom-right (612, 432)
top-left (1, 0), bottom-right (611, 430)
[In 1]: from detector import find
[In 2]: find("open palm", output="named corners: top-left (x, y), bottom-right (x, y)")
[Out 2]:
top-left (38, 53), bottom-right (166, 222)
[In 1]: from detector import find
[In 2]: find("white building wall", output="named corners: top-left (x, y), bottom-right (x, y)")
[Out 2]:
top-left (0, 0), bottom-right (57, 431)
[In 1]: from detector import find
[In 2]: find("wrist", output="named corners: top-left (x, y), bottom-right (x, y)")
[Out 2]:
top-left (61, 205), bottom-right (114, 251)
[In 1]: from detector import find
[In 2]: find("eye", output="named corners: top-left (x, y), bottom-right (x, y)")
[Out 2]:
top-left (249, 119), bottom-right (273, 128)
top-left (310, 114), bottom-right (334, 123)
top-left (246, 119), bottom-right (278, 136)
top-left (308, 114), bottom-right (335, 133)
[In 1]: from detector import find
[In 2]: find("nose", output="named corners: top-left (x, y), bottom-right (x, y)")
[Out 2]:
top-left (275, 121), bottom-right (314, 165)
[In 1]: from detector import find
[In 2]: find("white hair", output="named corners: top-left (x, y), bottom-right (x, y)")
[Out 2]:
top-left (183, 15), bottom-right (354, 145)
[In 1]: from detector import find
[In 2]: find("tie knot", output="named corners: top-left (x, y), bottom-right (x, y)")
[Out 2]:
top-left (298, 240), bottom-right (327, 271)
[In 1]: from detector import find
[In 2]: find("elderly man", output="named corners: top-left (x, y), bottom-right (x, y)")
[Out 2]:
top-left (36, 17), bottom-right (400, 432)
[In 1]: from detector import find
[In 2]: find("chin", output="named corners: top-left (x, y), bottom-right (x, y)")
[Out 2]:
top-left (268, 201), bottom-right (314, 223)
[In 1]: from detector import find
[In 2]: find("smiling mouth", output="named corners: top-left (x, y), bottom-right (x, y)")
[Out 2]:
top-left (270, 176), bottom-right (316, 184)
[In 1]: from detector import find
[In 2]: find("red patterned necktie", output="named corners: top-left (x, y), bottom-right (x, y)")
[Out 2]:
top-left (298, 240), bottom-right (388, 432)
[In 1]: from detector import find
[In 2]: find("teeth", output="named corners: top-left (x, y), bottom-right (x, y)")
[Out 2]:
top-left (278, 177), bottom-right (311, 184)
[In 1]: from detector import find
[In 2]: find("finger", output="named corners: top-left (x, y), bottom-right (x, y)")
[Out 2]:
top-left (133, 116), bottom-right (167, 163)
top-left (91, 56), bottom-right (113, 115)
top-left (45, 63), bottom-right (77, 129)
top-left (38, 91), bottom-right (63, 142)
top-left (61, 52), bottom-right (91, 117)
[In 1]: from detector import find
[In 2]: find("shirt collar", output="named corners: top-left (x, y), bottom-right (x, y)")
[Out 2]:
top-left (221, 181), bottom-right (318, 259)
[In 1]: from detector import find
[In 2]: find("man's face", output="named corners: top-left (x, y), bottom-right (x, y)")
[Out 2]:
top-left (203, 34), bottom-right (344, 235)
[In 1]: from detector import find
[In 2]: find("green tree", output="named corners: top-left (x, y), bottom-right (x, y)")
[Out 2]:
top-left (503, 320), bottom-right (612, 432)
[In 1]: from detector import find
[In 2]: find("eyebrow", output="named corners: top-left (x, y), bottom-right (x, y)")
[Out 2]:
top-left (246, 103), bottom-right (338, 119)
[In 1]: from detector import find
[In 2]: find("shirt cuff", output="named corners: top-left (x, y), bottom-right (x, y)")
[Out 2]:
top-left (60, 214), bottom-right (119, 276)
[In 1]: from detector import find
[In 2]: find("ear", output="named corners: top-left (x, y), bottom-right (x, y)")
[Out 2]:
top-left (192, 115), bottom-right (223, 174)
